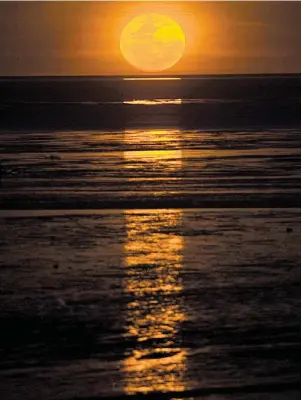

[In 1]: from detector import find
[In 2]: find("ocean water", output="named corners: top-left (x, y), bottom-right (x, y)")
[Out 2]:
top-left (0, 75), bottom-right (300, 400)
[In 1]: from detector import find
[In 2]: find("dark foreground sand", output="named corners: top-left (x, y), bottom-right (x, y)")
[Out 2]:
top-left (0, 208), bottom-right (300, 400)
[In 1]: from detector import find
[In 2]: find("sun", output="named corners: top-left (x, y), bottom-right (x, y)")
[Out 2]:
top-left (120, 13), bottom-right (186, 73)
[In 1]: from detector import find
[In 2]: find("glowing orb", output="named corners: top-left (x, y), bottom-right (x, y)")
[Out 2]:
top-left (120, 13), bottom-right (186, 72)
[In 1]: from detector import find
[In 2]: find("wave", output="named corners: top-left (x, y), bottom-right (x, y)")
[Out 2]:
top-left (69, 381), bottom-right (300, 399)
top-left (0, 98), bottom-right (276, 106)
top-left (0, 99), bottom-right (299, 131)
top-left (0, 75), bottom-right (299, 130)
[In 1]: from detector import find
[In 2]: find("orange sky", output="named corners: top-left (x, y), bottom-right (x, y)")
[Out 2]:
top-left (0, 1), bottom-right (300, 75)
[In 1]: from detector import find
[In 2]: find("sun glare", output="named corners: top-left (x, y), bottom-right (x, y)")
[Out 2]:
top-left (120, 13), bottom-right (186, 73)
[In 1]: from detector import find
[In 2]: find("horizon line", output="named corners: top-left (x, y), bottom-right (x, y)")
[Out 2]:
top-left (0, 72), bottom-right (299, 79)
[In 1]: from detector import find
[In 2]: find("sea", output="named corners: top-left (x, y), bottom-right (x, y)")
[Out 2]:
top-left (0, 75), bottom-right (300, 400)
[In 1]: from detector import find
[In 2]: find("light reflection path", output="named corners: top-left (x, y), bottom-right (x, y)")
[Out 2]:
top-left (123, 129), bottom-right (183, 185)
top-left (124, 99), bottom-right (182, 105)
top-left (122, 129), bottom-right (186, 394)
top-left (123, 210), bottom-right (185, 394)
top-left (123, 77), bottom-right (181, 81)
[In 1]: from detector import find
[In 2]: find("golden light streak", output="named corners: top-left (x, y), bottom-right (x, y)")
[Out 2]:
top-left (122, 209), bottom-right (186, 394)
top-left (122, 129), bottom-right (186, 394)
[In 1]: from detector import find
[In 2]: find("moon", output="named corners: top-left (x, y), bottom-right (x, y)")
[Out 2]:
top-left (120, 13), bottom-right (186, 73)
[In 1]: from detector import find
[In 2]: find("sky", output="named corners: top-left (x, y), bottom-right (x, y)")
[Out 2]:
top-left (0, 1), bottom-right (300, 76)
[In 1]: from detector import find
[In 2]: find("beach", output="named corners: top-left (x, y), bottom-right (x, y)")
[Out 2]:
top-left (0, 75), bottom-right (300, 399)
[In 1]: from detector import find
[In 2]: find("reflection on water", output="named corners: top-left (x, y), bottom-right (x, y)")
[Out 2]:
top-left (123, 129), bottom-right (183, 184)
top-left (123, 77), bottom-right (181, 81)
top-left (124, 148), bottom-right (182, 171)
top-left (124, 99), bottom-right (182, 105)
top-left (124, 129), bottom-right (182, 148)
top-left (123, 210), bottom-right (186, 394)
top-left (122, 128), bottom-right (186, 394)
